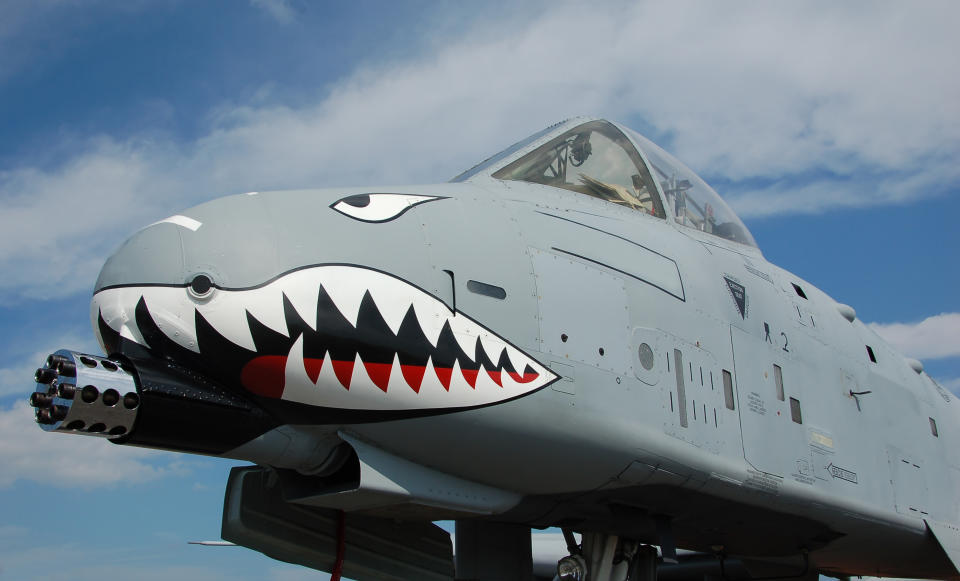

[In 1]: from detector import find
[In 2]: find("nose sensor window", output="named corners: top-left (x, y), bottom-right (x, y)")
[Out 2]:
top-left (189, 274), bottom-right (214, 297)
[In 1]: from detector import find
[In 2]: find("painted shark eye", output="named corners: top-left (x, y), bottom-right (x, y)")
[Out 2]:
top-left (330, 193), bottom-right (446, 223)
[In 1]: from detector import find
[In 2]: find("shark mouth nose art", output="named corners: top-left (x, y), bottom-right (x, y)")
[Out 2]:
top-left (93, 265), bottom-right (557, 413)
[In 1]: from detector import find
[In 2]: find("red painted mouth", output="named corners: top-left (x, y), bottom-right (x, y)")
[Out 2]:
top-left (240, 353), bottom-right (540, 399)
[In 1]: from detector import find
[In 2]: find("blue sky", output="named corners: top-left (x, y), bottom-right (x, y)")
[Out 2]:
top-left (1, 1), bottom-right (958, 579)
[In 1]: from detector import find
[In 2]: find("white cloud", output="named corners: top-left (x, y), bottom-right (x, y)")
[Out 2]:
top-left (2, 355), bottom-right (52, 400)
top-left (940, 377), bottom-right (960, 396)
top-left (249, 0), bottom-right (298, 24)
top-left (868, 313), bottom-right (960, 360)
top-left (0, 400), bottom-right (188, 488)
top-left (726, 166), bottom-right (959, 219)
top-left (0, 138), bottom-right (186, 301)
top-left (1, 1), bottom-right (958, 303)
top-left (0, 330), bottom-right (95, 399)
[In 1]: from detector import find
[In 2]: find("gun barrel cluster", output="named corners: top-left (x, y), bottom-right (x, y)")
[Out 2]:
top-left (29, 350), bottom-right (140, 439)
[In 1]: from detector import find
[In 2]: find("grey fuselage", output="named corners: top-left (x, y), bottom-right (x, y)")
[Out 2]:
top-left (48, 119), bottom-right (960, 579)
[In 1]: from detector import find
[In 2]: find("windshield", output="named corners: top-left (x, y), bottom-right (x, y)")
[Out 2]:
top-left (450, 120), bottom-right (566, 183)
top-left (625, 128), bottom-right (757, 247)
top-left (492, 120), bottom-right (665, 218)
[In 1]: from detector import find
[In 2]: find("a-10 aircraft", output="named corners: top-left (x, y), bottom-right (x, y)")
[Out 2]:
top-left (29, 117), bottom-right (960, 581)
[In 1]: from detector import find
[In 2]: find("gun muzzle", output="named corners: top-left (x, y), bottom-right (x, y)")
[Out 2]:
top-left (29, 350), bottom-right (139, 438)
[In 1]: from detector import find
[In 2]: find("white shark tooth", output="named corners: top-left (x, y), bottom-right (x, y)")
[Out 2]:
top-left (474, 365), bottom-right (499, 392)
top-left (285, 349), bottom-right (340, 407)
top-left (363, 267), bottom-right (442, 336)
top-left (411, 297), bottom-right (448, 348)
top-left (115, 299), bottom-right (148, 346)
top-left (118, 320), bottom-right (147, 347)
top-left (95, 288), bottom-right (144, 347)
top-left (282, 277), bottom-right (322, 331)
top-left (380, 353), bottom-right (415, 396)
top-left (448, 315), bottom-right (482, 359)
top-left (244, 285), bottom-right (289, 337)
top-left (142, 291), bottom-right (200, 353)
top-left (367, 288), bottom-right (413, 336)
top-left (195, 291), bottom-right (257, 351)
top-left (282, 335), bottom-right (313, 400)
top-left (505, 346), bottom-right (529, 377)
top-left (346, 352), bottom-right (389, 407)
top-left (316, 267), bottom-right (366, 327)
top-left (448, 358), bottom-right (467, 394)
top-left (417, 357), bottom-right (446, 397)
top-left (478, 332), bottom-right (508, 366)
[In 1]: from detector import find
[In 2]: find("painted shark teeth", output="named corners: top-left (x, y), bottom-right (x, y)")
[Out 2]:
top-left (93, 265), bottom-right (558, 412)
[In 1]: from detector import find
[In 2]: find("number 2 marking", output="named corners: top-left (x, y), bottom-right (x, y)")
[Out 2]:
top-left (781, 332), bottom-right (790, 352)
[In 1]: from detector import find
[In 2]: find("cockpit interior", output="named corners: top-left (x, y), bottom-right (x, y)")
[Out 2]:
top-left (462, 118), bottom-right (757, 247)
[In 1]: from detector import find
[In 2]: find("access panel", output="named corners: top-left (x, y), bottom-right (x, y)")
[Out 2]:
top-left (731, 326), bottom-right (808, 477)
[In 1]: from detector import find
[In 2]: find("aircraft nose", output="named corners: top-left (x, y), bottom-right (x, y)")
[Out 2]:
top-left (91, 196), bottom-right (281, 357)
top-left (94, 220), bottom-right (186, 292)
top-left (95, 192), bottom-right (282, 295)
top-left (92, 220), bottom-right (187, 355)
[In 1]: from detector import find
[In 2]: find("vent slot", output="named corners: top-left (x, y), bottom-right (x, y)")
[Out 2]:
top-left (792, 283), bottom-right (808, 299)
top-left (674, 349), bottom-right (688, 427)
top-left (466, 280), bottom-right (506, 300)
top-left (773, 364), bottom-right (785, 401)
top-left (790, 397), bottom-right (803, 424)
top-left (722, 370), bottom-right (735, 410)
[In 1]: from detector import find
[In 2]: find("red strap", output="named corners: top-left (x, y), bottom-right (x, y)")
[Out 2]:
top-left (330, 510), bottom-right (346, 581)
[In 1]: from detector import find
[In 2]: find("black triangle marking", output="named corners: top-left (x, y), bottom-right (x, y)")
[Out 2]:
top-left (312, 285), bottom-right (357, 362)
top-left (355, 290), bottom-right (398, 365)
top-left (725, 277), bottom-right (747, 319)
top-left (395, 304), bottom-right (432, 368)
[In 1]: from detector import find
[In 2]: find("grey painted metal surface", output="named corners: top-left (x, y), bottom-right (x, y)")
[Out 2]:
top-left (30, 117), bottom-right (960, 580)
top-left (222, 466), bottom-right (456, 580)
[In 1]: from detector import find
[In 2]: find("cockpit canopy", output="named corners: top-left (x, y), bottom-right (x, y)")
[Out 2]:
top-left (493, 120), bottom-right (666, 219)
top-left (454, 118), bottom-right (757, 248)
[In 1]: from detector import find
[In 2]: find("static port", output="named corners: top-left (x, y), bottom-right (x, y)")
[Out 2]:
top-left (102, 389), bottom-right (120, 406)
top-left (88, 423), bottom-right (106, 433)
top-left (108, 426), bottom-right (127, 436)
top-left (123, 392), bottom-right (140, 410)
top-left (81, 385), bottom-right (99, 403)
top-left (57, 384), bottom-right (76, 399)
top-left (35, 367), bottom-right (57, 384)
top-left (101, 360), bottom-right (118, 372)
top-left (66, 420), bottom-right (86, 430)
top-left (190, 274), bottom-right (214, 296)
